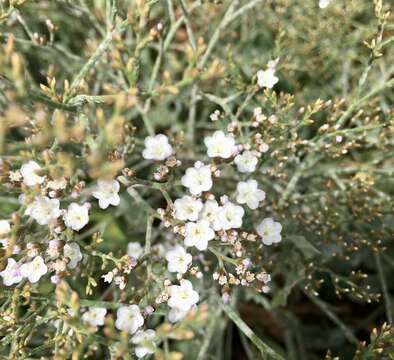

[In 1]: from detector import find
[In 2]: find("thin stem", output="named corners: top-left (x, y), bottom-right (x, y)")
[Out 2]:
top-left (70, 19), bottom-right (130, 92)
top-left (223, 305), bottom-right (285, 360)
top-left (375, 252), bottom-right (393, 324)
top-left (196, 305), bottom-right (222, 360)
top-left (198, 0), bottom-right (262, 69)
top-left (305, 292), bottom-right (358, 345)
top-left (145, 215), bottom-right (153, 279)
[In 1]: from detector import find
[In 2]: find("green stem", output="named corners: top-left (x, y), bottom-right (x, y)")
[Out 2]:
top-left (223, 305), bottom-right (285, 360)
top-left (69, 19), bottom-right (130, 92)
top-left (305, 292), bottom-right (358, 345)
top-left (375, 252), bottom-right (393, 324)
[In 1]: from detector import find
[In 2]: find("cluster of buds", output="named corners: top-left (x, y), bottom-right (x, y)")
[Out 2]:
top-left (153, 156), bottom-right (181, 182)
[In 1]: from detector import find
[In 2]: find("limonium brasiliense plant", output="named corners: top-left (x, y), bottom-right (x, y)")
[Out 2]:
top-left (0, 0), bottom-right (393, 359)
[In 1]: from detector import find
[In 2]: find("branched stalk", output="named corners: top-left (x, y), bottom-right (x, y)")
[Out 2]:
top-left (69, 19), bottom-right (130, 93)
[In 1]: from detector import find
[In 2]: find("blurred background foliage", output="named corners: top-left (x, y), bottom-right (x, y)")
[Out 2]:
top-left (0, 0), bottom-right (394, 359)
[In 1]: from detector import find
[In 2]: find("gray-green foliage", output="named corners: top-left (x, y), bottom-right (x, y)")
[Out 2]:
top-left (0, 0), bottom-right (393, 359)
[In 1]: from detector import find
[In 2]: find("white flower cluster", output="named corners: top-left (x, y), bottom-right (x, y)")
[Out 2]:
top-left (1, 114), bottom-right (283, 357)
top-left (0, 159), bottom-right (123, 286)
top-left (80, 304), bottom-right (156, 358)
top-left (141, 130), bottom-right (283, 321)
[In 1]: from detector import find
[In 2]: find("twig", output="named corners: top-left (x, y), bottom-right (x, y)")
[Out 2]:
top-left (69, 19), bottom-right (130, 92)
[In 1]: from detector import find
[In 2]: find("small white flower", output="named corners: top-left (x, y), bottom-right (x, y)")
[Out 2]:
top-left (165, 246), bottom-right (192, 273)
top-left (210, 110), bottom-right (220, 122)
top-left (236, 180), bottom-right (266, 210)
top-left (63, 242), bottom-right (83, 269)
top-left (142, 134), bottom-right (173, 161)
top-left (234, 151), bottom-right (258, 173)
top-left (256, 218), bottom-right (282, 245)
top-left (199, 199), bottom-right (221, 230)
top-left (181, 162), bottom-right (212, 195)
top-left (114, 276), bottom-right (126, 290)
top-left (82, 307), bottom-right (107, 327)
top-left (204, 131), bottom-right (237, 159)
top-left (260, 143), bottom-right (269, 153)
top-left (115, 305), bottom-right (144, 334)
top-left (25, 196), bottom-right (61, 226)
top-left (47, 178), bottom-right (67, 190)
top-left (319, 0), bottom-right (330, 8)
top-left (20, 256), bottom-right (48, 283)
top-left (174, 195), bottom-right (203, 221)
top-left (102, 272), bottom-right (114, 283)
top-left (184, 220), bottom-right (215, 251)
top-left (9, 171), bottom-right (22, 182)
top-left (257, 68), bottom-right (278, 89)
top-left (127, 242), bottom-right (144, 259)
top-left (0, 258), bottom-right (23, 286)
top-left (218, 201), bottom-right (244, 230)
top-left (63, 203), bottom-right (90, 231)
top-left (132, 329), bottom-right (156, 358)
top-left (0, 220), bottom-right (11, 247)
top-left (20, 161), bottom-right (45, 187)
top-left (92, 179), bottom-right (120, 209)
top-left (168, 307), bottom-right (190, 323)
top-left (168, 279), bottom-right (199, 312)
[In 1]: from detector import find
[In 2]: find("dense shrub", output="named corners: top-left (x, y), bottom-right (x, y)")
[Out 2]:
top-left (0, 0), bottom-right (393, 359)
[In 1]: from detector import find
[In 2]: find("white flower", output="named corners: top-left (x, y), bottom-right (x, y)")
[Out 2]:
top-left (168, 279), bottom-right (199, 312)
top-left (82, 307), bottom-right (107, 327)
top-left (9, 171), bottom-right (22, 182)
top-left (63, 242), bottom-right (83, 269)
top-left (319, 0), bottom-right (330, 8)
top-left (20, 256), bottom-right (48, 283)
top-left (174, 195), bottom-right (203, 221)
top-left (115, 305), bottom-right (144, 334)
top-left (184, 220), bottom-right (215, 251)
top-left (234, 151), bottom-right (258, 173)
top-left (92, 179), bottom-right (120, 209)
top-left (181, 162), bottom-right (212, 195)
top-left (142, 134), bottom-right (173, 161)
top-left (25, 196), bottom-right (61, 226)
top-left (256, 218), bottom-right (282, 245)
top-left (0, 220), bottom-right (11, 247)
top-left (63, 203), bottom-right (90, 231)
top-left (127, 242), bottom-right (144, 259)
top-left (165, 246), bottom-right (192, 273)
top-left (168, 307), bottom-right (190, 323)
top-left (236, 180), bottom-right (266, 210)
top-left (47, 178), bottom-right (67, 190)
top-left (204, 131), bottom-right (237, 159)
top-left (132, 329), bottom-right (156, 358)
top-left (20, 161), bottom-right (45, 187)
top-left (257, 68), bottom-right (278, 89)
top-left (102, 272), bottom-right (114, 284)
top-left (218, 201), bottom-right (244, 230)
top-left (199, 199), bottom-right (221, 230)
top-left (0, 258), bottom-right (23, 286)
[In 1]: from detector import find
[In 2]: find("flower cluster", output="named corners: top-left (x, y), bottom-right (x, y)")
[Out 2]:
top-left (0, 159), bottom-right (123, 287)
top-left (0, 60), bottom-right (283, 358)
